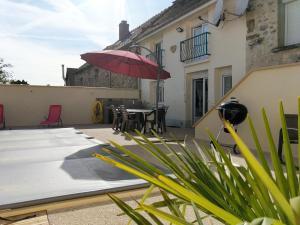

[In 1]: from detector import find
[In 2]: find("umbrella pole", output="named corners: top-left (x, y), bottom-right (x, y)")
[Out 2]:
top-left (155, 66), bottom-right (161, 133)
top-left (127, 44), bottom-right (164, 133)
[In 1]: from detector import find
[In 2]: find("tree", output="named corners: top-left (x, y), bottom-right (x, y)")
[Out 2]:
top-left (0, 58), bottom-right (12, 84)
top-left (10, 79), bottom-right (29, 85)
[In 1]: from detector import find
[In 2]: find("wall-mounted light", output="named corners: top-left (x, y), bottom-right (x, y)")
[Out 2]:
top-left (176, 26), bottom-right (184, 33)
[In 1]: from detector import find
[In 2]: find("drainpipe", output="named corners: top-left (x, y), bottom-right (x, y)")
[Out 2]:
top-left (138, 78), bottom-right (142, 100)
top-left (61, 64), bottom-right (66, 86)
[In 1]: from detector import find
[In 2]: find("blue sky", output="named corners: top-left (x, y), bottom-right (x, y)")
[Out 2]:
top-left (0, 0), bottom-right (173, 85)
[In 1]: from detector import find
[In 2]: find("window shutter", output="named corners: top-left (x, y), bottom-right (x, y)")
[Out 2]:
top-left (285, 0), bottom-right (300, 45)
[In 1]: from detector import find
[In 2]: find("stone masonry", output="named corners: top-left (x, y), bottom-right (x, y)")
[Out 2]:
top-left (66, 65), bottom-right (138, 89)
top-left (246, 0), bottom-right (300, 71)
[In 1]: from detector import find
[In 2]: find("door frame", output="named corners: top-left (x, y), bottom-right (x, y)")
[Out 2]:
top-left (191, 71), bottom-right (208, 123)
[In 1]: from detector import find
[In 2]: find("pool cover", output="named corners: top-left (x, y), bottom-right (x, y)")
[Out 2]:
top-left (0, 128), bottom-right (147, 209)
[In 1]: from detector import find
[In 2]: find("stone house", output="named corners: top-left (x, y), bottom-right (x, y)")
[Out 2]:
top-left (65, 64), bottom-right (138, 89)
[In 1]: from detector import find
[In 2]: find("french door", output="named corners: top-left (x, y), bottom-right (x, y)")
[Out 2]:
top-left (192, 76), bottom-right (208, 122)
top-left (192, 24), bottom-right (208, 59)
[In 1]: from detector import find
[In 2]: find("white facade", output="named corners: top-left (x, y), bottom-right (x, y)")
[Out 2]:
top-left (137, 0), bottom-right (247, 127)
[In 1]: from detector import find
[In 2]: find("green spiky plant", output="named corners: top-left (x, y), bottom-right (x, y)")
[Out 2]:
top-left (95, 99), bottom-right (300, 225)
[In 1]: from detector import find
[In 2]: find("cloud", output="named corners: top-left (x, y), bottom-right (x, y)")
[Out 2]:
top-left (0, 36), bottom-right (82, 85)
top-left (0, 0), bottom-right (173, 85)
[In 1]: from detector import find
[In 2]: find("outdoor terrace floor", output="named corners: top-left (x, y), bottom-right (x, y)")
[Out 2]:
top-left (48, 124), bottom-right (244, 225)
top-left (0, 124), bottom-right (246, 225)
top-left (5, 124), bottom-right (297, 225)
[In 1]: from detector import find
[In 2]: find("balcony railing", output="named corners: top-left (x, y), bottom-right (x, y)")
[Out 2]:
top-left (180, 32), bottom-right (210, 62)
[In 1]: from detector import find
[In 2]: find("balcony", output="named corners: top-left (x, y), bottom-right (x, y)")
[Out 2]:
top-left (180, 32), bottom-right (210, 62)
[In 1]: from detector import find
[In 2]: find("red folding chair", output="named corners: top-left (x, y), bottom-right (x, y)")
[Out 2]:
top-left (0, 104), bottom-right (5, 129)
top-left (40, 105), bottom-right (63, 127)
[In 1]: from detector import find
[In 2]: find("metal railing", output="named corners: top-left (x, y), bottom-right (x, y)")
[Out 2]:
top-left (180, 32), bottom-right (210, 62)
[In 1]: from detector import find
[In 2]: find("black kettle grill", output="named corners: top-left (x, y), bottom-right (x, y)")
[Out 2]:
top-left (214, 97), bottom-right (248, 154)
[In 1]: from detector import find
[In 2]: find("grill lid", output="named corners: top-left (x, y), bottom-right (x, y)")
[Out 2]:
top-left (217, 97), bottom-right (248, 125)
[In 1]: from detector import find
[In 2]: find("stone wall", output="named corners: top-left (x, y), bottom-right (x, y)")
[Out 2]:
top-left (67, 65), bottom-right (138, 89)
top-left (246, 0), bottom-right (300, 71)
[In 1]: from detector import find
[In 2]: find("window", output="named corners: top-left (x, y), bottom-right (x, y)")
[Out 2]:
top-left (158, 81), bottom-right (164, 103)
top-left (155, 42), bottom-right (163, 66)
top-left (281, 0), bottom-right (300, 46)
top-left (146, 42), bottom-right (164, 67)
top-left (192, 23), bottom-right (208, 37)
top-left (222, 75), bottom-right (232, 96)
top-left (150, 81), bottom-right (164, 104)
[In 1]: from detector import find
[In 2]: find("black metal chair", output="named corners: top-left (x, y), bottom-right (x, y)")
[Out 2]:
top-left (111, 105), bottom-right (122, 130)
top-left (144, 107), bottom-right (168, 134)
top-left (161, 106), bottom-right (168, 132)
top-left (157, 107), bottom-right (168, 134)
top-left (278, 114), bottom-right (298, 163)
top-left (144, 110), bottom-right (155, 133)
top-left (120, 107), bottom-right (141, 132)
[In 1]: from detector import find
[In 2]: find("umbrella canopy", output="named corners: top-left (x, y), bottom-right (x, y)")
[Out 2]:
top-left (80, 50), bottom-right (171, 80)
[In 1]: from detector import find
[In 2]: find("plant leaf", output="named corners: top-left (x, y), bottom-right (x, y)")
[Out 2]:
top-left (262, 108), bottom-right (288, 198)
top-left (247, 115), bottom-right (271, 176)
top-left (108, 194), bottom-right (152, 225)
top-left (224, 121), bottom-right (296, 225)
top-left (191, 201), bottom-right (204, 225)
top-left (94, 154), bottom-right (184, 198)
top-left (127, 184), bottom-right (156, 225)
top-left (290, 196), bottom-right (300, 225)
top-left (141, 204), bottom-right (193, 225)
top-left (237, 217), bottom-right (285, 225)
top-left (279, 101), bottom-right (299, 197)
top-left (158, 175), bottom-right (242, 225)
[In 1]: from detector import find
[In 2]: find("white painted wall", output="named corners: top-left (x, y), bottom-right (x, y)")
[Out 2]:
top-left (138, 0), bottom-right (247, 127)
top-left (0, 85), bottom-right (138, 127)
top-left (195, 63), bottom-right (300, 155)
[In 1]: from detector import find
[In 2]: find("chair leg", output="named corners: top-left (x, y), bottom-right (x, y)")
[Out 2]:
top-left (144, 121), bottom-right (148, 133)
top-left (112, 118), bottom-right (116, 130)
top-left (116, 120), bottom-right (119, 130)
top-left (278, 129), bottom-right (284, 163)
top-left (121, 120), bottom-right (127, 132)
top-left (163, 118), bottom-right (167, 132)
top-left (118, 118), bottom-right (122, 130)
top-left (159, 122), bottom-right (163, 134)
top-left (136, 120), bottom-right (141, 131)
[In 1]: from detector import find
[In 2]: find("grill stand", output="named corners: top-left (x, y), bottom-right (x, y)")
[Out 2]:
top-left (210, 123), bottom-right (240, 155)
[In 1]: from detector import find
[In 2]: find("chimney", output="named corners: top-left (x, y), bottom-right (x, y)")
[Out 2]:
top-left (119, 20), bottom-right (130, 41)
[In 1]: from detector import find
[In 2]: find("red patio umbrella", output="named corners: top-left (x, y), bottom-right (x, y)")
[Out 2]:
top-left (81, 49), bottom-right (171, 133)
top-left (80, 50), bottom-right (171, 80)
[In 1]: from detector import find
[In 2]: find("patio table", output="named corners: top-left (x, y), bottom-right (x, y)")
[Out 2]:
top-left (127, 109), bottom-right (154, 133)
top-left (126, 109), bottom-right (154, 114)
